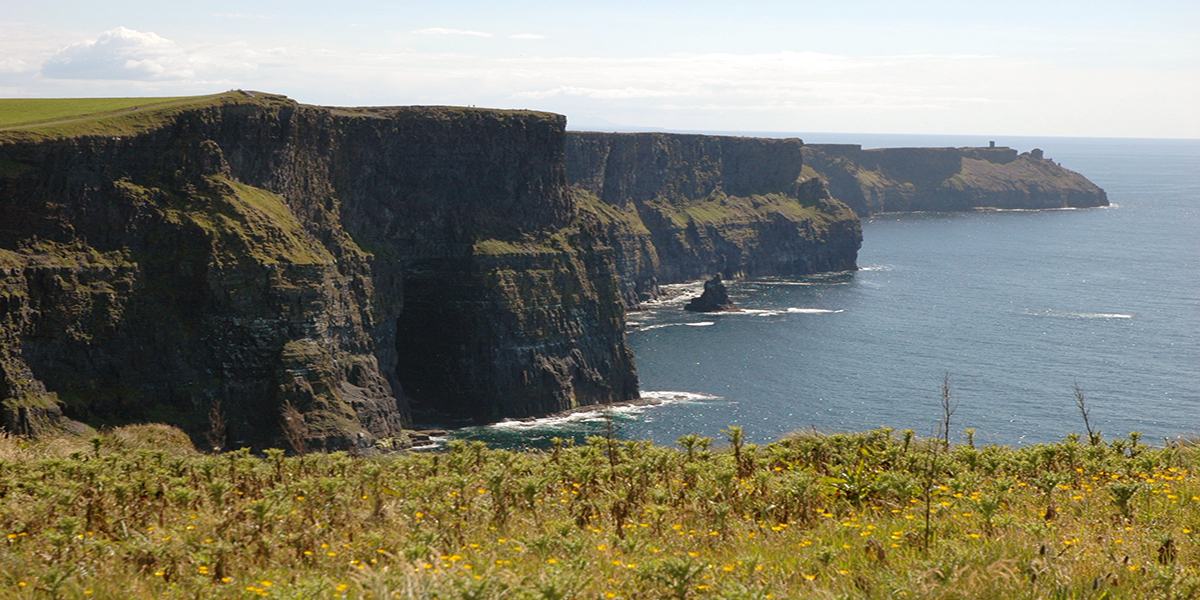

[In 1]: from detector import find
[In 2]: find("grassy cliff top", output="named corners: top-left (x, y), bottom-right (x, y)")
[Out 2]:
top-left (0, 93), bottom-right (565, 143)
top-left (0, 96), bottom-right (192, 128)
top-left (0, 91), bottom-right (293, 142)
top-left (323, 104), bottom-right (566, 126)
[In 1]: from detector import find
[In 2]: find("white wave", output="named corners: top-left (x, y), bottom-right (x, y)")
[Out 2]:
top-left (487, 412), bottom-right (608, 430)
top-left (1032, 310), bottom-right (1133, 320)
top-left (979, 207), bottom-right (1076, 212)
top-left (639, 390), bottom-right (720, 402)
top-left (744, 278), bottom-right (826, 286)
top-left (638, 321), bottom-right (715, 330)
top-left (735, 308), bottom-right (837, 316)
top-left (985, 205), bottom-right (1113, 213)
top-left (641, 281), bottom-right (706, 307)
top-left (658, 281), bottom-right (706, 294)
top-left (485, 391), bottom-right (718, 431)
top-left (746, 280), bottom-right (819, 286)
top-left (735, 308), bottom-right (780, 316)
top-left (857, 265), bottom-right (892, 272)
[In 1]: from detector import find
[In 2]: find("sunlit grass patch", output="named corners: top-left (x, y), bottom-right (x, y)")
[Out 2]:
top-left (0, 92), bottom-right (291, 142)
top-left (0, 97), bottom-right (187, 128)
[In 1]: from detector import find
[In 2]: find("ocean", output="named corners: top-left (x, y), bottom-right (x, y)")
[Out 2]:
top-left (451, 134), bottom-right (1200, 449)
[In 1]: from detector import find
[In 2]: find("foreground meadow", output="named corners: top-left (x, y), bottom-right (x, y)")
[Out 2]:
top-left (1, 424), bottom-right (1198, 599)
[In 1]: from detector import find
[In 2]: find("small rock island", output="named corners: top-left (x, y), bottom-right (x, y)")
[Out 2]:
top-left (684, 275), bottom-right (739, 312)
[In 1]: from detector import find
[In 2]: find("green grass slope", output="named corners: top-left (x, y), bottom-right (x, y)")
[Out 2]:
top-left (0, 97), bottom-right (188, 127)
top-left (0, 91), bottom-right (292, 142)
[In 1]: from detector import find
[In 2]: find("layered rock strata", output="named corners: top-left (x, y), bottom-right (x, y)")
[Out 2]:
top-left (1, 95), bottom-right (870, 443)
top-left (802, 144), bottom-right (1108, 216)
top-left (566, 132), bottom-right (862, 305)
top-left (0, 94), bottom-right (640, 443)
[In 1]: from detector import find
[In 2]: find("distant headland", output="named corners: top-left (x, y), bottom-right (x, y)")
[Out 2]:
top-left (802, 142), bottom-right (1108, 215)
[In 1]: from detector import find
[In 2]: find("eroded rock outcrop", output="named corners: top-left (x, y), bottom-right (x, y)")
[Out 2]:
top-left (684, 276), bottom-right (737, 313)
top-left (802, 144), bottom-right (1108, 216)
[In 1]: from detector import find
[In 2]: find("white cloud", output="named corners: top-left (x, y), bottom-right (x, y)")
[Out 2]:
top-left (413, 28), bottom-right (492, 37)
top-left (0, 57), bottom-right (31, 73)
top-left (286, 47), bottom-right (1197, 137)
top-left (510, 33), bottom-right (545, 40)
top-left (475, 52), bottom-right (969, 110)
top-left (42, 26), bottom-right (194, 80)
top-left (264, 48), bottom-right (1019, 134)
top-left (211, 13), bottom-right (272, 19)
top-left (514, 86), bottom-right (678, 100)
top-left (0, 21), bottom-right (73, 68)
top-left (33, 27), bottom-right (295, 88)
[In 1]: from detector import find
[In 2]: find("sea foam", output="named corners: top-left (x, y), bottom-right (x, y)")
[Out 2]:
top-left (1032, 310), bottom-right (1133, 320)
top-left (638, 321), bottom-right (715, 331)
top-left (733, 307), bottom-right (843, 317)
top-left (485, 391), bottom-right (719, 431)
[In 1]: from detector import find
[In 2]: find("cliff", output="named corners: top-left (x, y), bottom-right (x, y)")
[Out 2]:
top-left (0, 92), bottom-right (636, 445)
top-left (566, 132), bottom-right (862, 305)
top-left (802, 144), bottom-right (1108, 216)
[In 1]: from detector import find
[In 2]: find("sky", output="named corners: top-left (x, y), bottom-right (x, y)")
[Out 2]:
top-left (2, 1), bottom-right (1198, 138)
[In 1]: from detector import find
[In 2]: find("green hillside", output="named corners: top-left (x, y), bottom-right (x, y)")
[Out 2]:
top-left (0, 91), bottom-right (291, 142)
top-left (0, 96), bottom-right (190, 128)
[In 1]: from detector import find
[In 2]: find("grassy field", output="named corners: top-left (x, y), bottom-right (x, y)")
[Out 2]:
top-left (1, 424), bottom-right (1198, 599)
top-left (0, 97), bottom-right (191, 128)
top-left (0, 92), bottom-right (291, 142)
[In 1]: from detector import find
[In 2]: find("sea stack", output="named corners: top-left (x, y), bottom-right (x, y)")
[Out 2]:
top-left (684, 275), bottom-right (737, 312)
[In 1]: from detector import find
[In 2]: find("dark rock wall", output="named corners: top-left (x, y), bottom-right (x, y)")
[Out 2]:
top-left (566, 132), bottom-right (862, 305)
top-left (1, 99), bottom-right (875, 441)
top-left (0, 98), bottom-right (637, 442)
top-left (0, 99), bottom-right (402, 448)
top-left (325, 108), bottom-right (634, 423)
top-left (803, 144), bottom-right (1108, 216)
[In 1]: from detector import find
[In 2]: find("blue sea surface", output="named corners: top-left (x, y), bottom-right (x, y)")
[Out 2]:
top-left (453, 134), bottom-right (1200, 449)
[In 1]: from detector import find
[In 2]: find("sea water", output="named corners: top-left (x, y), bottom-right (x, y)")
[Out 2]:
top-left (451, 134), bottom-right (1200, 449)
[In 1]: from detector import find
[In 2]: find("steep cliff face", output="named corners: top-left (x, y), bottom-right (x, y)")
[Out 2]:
top-left (566, 132), bottom-right (862, 305)
top-left (803, 144), bottom-right (1108, 216)
top-left (0, 93), bottom-right (637, 442)
top-left (324, 107), bottom-right (636, 423)
top-left (0, 96), bottom-right (400, 448)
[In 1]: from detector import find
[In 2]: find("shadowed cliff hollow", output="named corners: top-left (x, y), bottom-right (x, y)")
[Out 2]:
top-left (803, 144), bottom-right (1108, 216)
top-left (566, 132), bottom-right (862, 305)
top-left (0, 92), bottom-right (643, 445)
